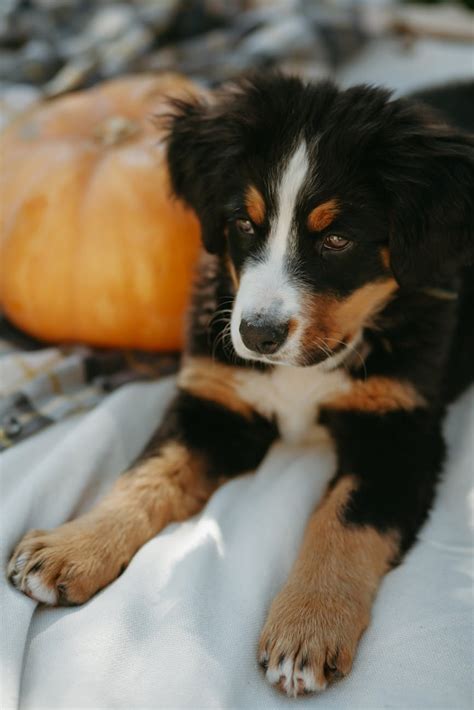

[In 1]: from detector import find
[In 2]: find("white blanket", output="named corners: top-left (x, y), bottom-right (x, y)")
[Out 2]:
top-left (1, 379), bottom-right (473, 710)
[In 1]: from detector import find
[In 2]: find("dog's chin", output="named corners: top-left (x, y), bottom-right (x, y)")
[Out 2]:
top-left (231, 338), bottom-right (292, 367)
top-left (231, 336), bottom-right (338, 369)
top-left (243, 352), bottom-right (302, 367)
top-left (231, 332), bottom-right (358, 370)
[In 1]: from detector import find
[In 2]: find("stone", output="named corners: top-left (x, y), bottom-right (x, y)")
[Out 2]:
top-left (43, 55), bottom-right (97, 97)
top-left (139, 46), bottom-right (178, 73)
top-left (30, 0), bottom-right (82, 10)
top-left (0, 0), bottom-right (20, 17)
top-left (238, 13), bottom-right (319, 60)
top-left (98, 23), bottom-right (154, 77)
top-left (14, 8), bottom-right (58, 45)
top-left (22, 38), bottom-right (61, 82)
top-left (0, 50), bottom-right (18, 80)
top-left (0, 0), bottom-right (380, 104)
top-left (134, 0), bottom-right (178, 33)
top-left (55, 33), bottom-right (95, 61)
top-left (0, 82), bottom-right (42, 130)
top-left (87, 4), bottom-right (137, 42)
top-left (0, 39), bottom-right (61, 84)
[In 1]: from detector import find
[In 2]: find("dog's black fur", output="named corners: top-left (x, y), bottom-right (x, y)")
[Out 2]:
top-left (168, 76), bottom-right (474, 286)
top-left (164, 75), bottom-right (473, 553)
top-left (8, 76), bottom-right (474, 696)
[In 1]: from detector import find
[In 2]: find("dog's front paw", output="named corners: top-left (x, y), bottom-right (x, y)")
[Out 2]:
top-left (258, 584), bottom-right (369, 697)
top-left (7, 517), bottom-right (129, 606)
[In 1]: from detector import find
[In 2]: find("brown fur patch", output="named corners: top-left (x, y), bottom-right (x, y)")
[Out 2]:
top-left (324, 376), bottom-right (426, 413)
top-left (245, 185), bottom-right (266, 225)
top-left (178, 356), bottom-right (254, 418)
top-left (226, 255), bottom-right (239, 289)
top-left (307, 199), bottom-right (340, 232)
top-left (300, 278), bottom-right (397, 358)
top-left (380, 246), bottom-right (391, 270)
top-left (189, 252), bottom-right (220, 333)
top-left (8, 443), bottom-right (216, 605)
top-left (259, 477), bottom-right (399, 692)
top-left (287, 317), bottom-right (298, 337)
top-left (331, 279), bottom-right (398, 338)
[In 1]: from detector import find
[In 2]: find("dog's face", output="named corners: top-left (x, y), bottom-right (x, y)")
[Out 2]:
top-left (223, 135), bottom-right (395, 367)
top-left (167, 76), bottom-right (473, 367)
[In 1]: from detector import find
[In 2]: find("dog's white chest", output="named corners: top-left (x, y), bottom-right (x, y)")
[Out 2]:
top-left (235, 364), bottom-right (350, 443)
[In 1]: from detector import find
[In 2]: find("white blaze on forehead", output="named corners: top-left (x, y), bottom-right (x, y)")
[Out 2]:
top-left (239, 139), bottom-right (309, 299)
top-left (231, 139), bottom-right (310, 361)
top-left (269, 139), bottom-right (309, 262)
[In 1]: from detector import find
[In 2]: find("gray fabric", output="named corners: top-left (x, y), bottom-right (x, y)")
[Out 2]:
top-left (0, 322), bottom-right (178, 450)
top-left (1, 379), bottom-right (473, 709)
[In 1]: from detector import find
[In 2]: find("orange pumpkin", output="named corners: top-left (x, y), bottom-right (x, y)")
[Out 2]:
top-left (0, 74), bottom-right (204, 351)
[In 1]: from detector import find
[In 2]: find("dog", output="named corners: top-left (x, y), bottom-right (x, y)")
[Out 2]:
top-left (8, 75), bottom-right (474, 696)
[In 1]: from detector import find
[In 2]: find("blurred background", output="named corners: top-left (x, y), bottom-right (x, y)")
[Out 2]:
top-left (1, 0), bottom-right (473, 129)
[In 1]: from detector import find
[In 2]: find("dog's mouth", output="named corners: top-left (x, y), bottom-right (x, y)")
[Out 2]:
top-left (240, 351), bottom-right (297, 367)
top-left (228, 283), bottom-right (362, 369)
top-left (230, 320), bottom-right (356, 369)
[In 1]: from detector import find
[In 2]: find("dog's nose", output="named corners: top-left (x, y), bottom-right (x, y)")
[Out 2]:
top-left (239, 319), bottom-right (289, 355)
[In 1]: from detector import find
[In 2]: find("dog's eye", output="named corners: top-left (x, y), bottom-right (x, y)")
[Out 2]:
top-left (235, 218), bottom-right (255, 236)
top-left (323, 234), bottom-right (351, 251)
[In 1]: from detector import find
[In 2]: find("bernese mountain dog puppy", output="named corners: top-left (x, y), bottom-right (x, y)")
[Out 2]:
top-left (8, 76), bottom-right (474, 696)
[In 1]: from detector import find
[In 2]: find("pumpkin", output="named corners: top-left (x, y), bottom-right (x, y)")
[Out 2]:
top-left (0, 74), bottom-right (204, 351)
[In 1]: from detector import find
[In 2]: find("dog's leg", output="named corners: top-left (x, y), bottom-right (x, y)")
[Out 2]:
top-left (259, 406), bottom-right (443, 696)
top-left (8, 380), bottom-right (277, 606)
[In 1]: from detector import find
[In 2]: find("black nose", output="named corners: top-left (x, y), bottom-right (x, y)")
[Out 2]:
top-left (239, 318), bottom-right (289, 355)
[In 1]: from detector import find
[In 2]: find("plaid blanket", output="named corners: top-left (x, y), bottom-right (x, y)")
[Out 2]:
top-left (0, 317), bottom-right (179, 451)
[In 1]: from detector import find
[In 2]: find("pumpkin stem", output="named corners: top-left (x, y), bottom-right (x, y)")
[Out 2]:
top-left (93, 116), bottom-right (139, 146)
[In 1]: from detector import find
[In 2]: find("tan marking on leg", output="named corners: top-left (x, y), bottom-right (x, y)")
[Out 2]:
top-left (178, 356), bottom-right (254, 418)
top-left (307, 199), bottom-right (340, 232)
top-left (8, 443), bottom-right (218, 605)
top-left (245, 185), bottom-right (266, 225)
top-left (323, 376), bottom-right (426, 413)
top-left (259, 477), bottom-right (399, 696)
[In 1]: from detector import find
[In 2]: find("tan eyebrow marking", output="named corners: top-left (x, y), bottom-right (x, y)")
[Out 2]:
top-left (245, 185), bottom-right (266, 225)
top-left (307, 198), bottom-right (340, 232)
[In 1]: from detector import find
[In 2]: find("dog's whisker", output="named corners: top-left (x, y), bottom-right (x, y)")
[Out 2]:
top-left (324, 336), bottom-right (367, 379)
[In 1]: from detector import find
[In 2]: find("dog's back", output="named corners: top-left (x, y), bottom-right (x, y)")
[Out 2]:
top-left (411, 79), bottom-right (474, 133)
top-left (411, 81), bottom-right (474, 402)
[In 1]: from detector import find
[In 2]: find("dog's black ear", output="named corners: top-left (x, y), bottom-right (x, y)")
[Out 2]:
top-left (165, 94), bottom-right (243, 254)
top-left (382, 102), bottom-right (474, 287)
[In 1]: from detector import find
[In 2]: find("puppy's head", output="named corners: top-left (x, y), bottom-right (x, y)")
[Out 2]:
top-left (166, 75), bottom-right (474, 367)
